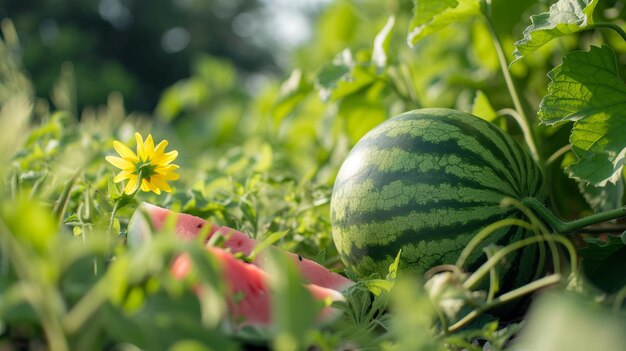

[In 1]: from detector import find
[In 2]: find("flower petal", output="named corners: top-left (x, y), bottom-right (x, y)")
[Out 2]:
top-left (147, 179), bottom-right (162, 194)
top-left (153, 150), bottom-right (178, 166)
top-left (135, 133), bottom-right (146, 161)
top-left (113, 171), bottom-right (133, 183)
top-left (152, 140), bottom-right (168, 158)
top-left (113, 141), bottom-right (138, 162)
top-left (144, 134), bottom-right (155, 158)
top-left (124, 175), bottom-right (139, 194)
top-left (149, 175), bottom-right (172, 192)
top-left (154, 164), bottom-right (179, 174)
top-left (106, 156), bottom-right (135, 171)
top-left (140, 179), bottom-right (151, 192)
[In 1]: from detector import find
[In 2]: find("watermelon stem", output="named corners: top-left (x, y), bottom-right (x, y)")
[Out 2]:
top-left (447, 273), bottom-right (562, 333)
top-left (481, 1), bottom-right (540, 163)
top-left (522, 197), bottom-right (626, 234)
top-left (463, 234), bottom-right (577, 291)
top-left (455, 218), bottom-right (533, 269)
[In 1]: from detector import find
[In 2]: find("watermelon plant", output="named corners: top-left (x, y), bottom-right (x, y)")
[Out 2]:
top-left (3, 0), bottom-right (626, 350)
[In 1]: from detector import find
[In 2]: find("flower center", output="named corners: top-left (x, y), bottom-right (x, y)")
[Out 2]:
top-left (136, 160), bottom-right (157, 180)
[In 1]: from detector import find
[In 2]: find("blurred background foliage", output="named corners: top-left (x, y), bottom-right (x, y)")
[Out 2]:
top-left (3, 0), bottom-right (626, 349)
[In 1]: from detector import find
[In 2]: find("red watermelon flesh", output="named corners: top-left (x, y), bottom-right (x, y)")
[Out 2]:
top-left (128, 203), bottom-right (354, 291)
top-left (171, 247), bottom-right (344, 327)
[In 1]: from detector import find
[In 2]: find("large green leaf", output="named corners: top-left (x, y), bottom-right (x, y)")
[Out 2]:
top-left (513, 0), bottom-right (598, 60)
top-left (407, 0), bottom-right (481, 47)
top-left (580, 233), bottom-right (626, 293)
top-left (539, 45), bottom-right (626, 186)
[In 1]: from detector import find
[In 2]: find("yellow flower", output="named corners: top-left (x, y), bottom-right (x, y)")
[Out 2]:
top-left (106, 133), bottom-right (180, 195)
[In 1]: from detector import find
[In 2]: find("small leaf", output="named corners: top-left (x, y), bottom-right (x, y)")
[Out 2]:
top-left (371, 16), bottom-right (395, 70)
top-left (272, 69), bottom-right (313, 122)
top-left (386, 249), bottom-right (402, 281)
top-left (64, 213), bottom-right (80, 225)
top-left (315, 249), bottom-right (326, 265)
top-left (579, 180), bottom-right (624, 213)
top-left (407, 0), bottom-right (481, 47)
top-left (248, 229), bottom-right (290, 260)
top-left (108, 178), bottom-right (122, 200)
top-left (539, 45), bottom-right (626, 186)
top-left (580, 233), bottom-right (626, 292)
top-left (513, 0), bottom-right (598, 60)
top-left (471, 90), bottom-right (498, 123)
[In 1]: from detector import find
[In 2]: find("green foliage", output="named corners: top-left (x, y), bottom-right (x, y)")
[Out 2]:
top-left (580, 233), bottom-right (626, 292)
top-left (407, 0), bottom-right (481, 47)
top-left (539, 45), bottom-right (626, 186)
top-left (4, 0), bottom-right (626, 349)
top-left (513, 0), bottom-right (598, 60)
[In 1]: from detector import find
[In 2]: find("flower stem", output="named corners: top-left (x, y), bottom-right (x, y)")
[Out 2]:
top-left (107, 200), bottom-right (120, 235)
top-left (522, 197), bottom-right (626, 233)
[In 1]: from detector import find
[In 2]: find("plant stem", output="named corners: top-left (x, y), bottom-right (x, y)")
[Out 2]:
top-left (522, 197), bottom-right (626, 233)
top-left (456, 218), bottom-right (533, 268)
top-left (108, 200), bottom-right (120, 235)
top-left (482, 8), bottom-right (540, 163)
top-left (593, 22), bottom-right (626, 43)
top-left (463, 234), bottom-right (576, 290)
top-left (448, 274), bottom-right (562, 333)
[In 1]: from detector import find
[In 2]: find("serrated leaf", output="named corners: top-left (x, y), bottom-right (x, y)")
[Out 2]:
top-left (513, 0), bottom-right (598, 60)
top-left (372, 16), bottom-right (395, 70)
top-left (407, 0), bottom-right (481, 47)
top-left (579, 180), bottom-right (624, 213)
top-left (580, 233), bottom-right (626, 292)
top-left (539, 45), bottom-right (626, 186)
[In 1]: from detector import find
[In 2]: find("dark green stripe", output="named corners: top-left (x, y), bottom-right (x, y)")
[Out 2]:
top-left (334, 133), bottom-right (519, 197)
top-left (333, 198), bottom-right (502, 228)
top-left (341, 210), bottom-right (515, 267)
top-left (334, 165), bottom-right (513, 209)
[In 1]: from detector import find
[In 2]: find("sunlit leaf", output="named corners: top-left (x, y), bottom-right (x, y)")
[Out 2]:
top-left (407, 0), bottom-right (481, 47)
top-left (371, 16), bottom-right (395, 70)
top-left (273, 69), bottom-right (313, 123)
top-left (513, 0), bottom-right (598, 60)
top-left (471, 90), bottom-right (498, 122)
top-left (539, 45), bottom-right (626, 186)
top-left (579, 180), bottom-right (624, 213)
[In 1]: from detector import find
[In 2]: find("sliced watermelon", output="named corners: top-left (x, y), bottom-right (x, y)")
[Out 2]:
top-left (171, 248), bottom-right (344, 327)
top-left (128, 202), bottom-right (354, 291)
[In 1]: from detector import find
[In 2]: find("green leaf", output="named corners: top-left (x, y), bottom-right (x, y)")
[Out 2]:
top-left (264, 250), bottom-right (320, 351)
top-left (579, 180), bottom-right (624, 213)
top-left (471, 90), bottom-right (498, 123)
top-left (580, 233), bottom-right (626, 292)
top-left (539, 45), bottom-right (626, 186)
top-left (407, 0), bottom-right (481, 47)
top-left (371, 16), bottom-right (395, 70)
top-left (517, 291), bottom-right (626, 350)
top-left (315, 49), bottom-right (376, 102)
top-left (248, 229), bottom-right (290, 260)
top-left (513, 0), bottom-right (598, 60)
top-left (273, 69), bottom-right (313, 123)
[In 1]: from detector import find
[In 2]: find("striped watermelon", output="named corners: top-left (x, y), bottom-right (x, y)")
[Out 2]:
top-left (330, 108), bottom-right (544, 287)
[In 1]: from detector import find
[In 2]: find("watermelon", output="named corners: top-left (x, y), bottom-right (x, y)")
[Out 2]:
top-left (128, 202), bottom-right (354, 291)
top-left (170, 247), bottom-right (344, 327)
top-left (330, 108), bottom-right (544, 287)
